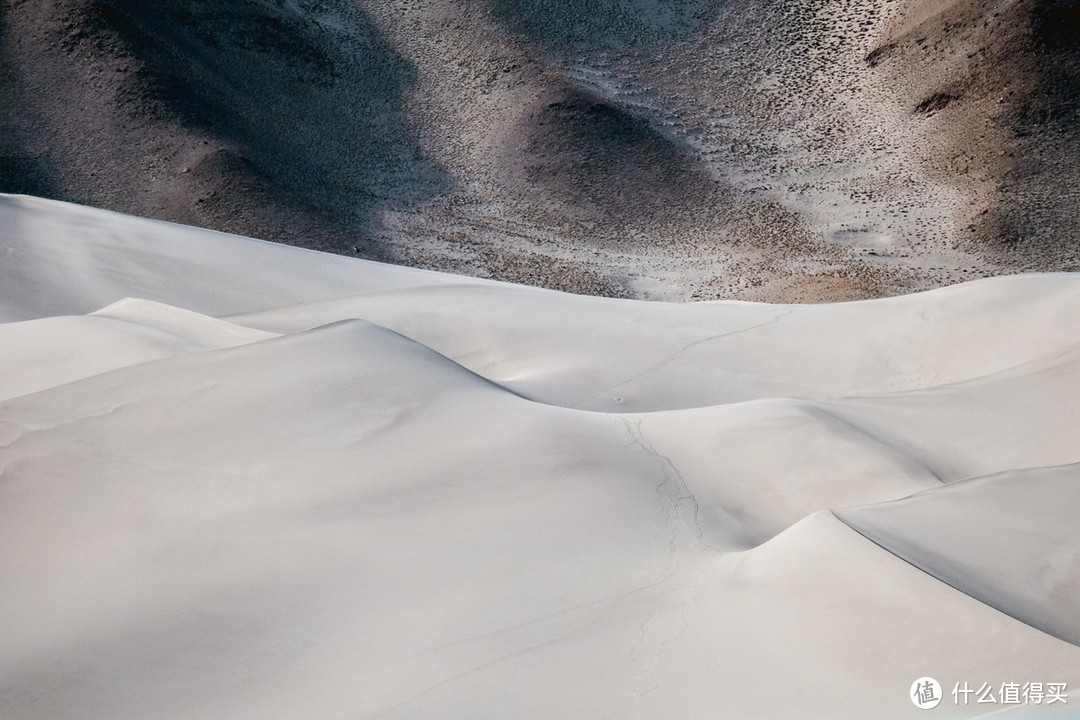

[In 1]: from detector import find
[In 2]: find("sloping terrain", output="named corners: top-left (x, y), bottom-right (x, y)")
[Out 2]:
top-left (0, 0), bottom-right (451, 253)
top-left (1, 0), bottom-right (1077, 300)
top-left (1, 195), bottom-right (1079, 719)
top-left (838, 464), bottom-right (1080, 647)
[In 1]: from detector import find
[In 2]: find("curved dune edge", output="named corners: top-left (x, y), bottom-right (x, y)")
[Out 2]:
top-left (836, 464), bottom-right (1080, 648)
top-left (1, 197), bottom-right (1078, 718)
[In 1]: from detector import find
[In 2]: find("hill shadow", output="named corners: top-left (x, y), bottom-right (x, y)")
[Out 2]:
top-left (0, 12), bottom-right (60, 198)
top-left (18, 0), bottom-right (452, 251)
top-left (504, 84), bottom-right (719, 234)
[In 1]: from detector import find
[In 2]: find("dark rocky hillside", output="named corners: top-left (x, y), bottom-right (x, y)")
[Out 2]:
top-left (1, 0), bottom-right (1077, 300)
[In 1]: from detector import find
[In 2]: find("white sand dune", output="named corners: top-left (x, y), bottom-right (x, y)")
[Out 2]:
top-left (1, 195), bottom-right (1078, 719)
top-left (0, 299), bottom-right (276, 402)
top-left (838, 464), bottom-right (1080, 647)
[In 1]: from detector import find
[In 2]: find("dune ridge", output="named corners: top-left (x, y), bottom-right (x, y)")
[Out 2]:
top-left (1, 197), bottom-right (1078, 718)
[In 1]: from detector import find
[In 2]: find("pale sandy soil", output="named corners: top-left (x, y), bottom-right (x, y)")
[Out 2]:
top-left (1, 195), bottom-right (1077, 719)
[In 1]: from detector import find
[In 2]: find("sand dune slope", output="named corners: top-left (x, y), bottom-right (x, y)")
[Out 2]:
top-left (0, 298), bottom-right (275, 401)
top-left (838, 464), bottom-right (1080, 647)
top-left (1, 197), bottom-right (1078, 718)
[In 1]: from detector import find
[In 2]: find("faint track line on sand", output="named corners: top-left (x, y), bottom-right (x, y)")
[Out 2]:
top-left (575, 308), bottom-right (796, 409)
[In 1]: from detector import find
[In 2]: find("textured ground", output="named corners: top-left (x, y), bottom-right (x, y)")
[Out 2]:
top-left (1, 0), bottom-right (1079, 300)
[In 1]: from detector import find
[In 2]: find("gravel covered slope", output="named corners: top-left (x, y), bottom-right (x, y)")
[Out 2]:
top-left (1, 0), bottom-right (1077, 300)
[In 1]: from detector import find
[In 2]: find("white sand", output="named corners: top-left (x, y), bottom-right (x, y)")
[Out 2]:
top-left (1, 194), bottom-right (1078, 718)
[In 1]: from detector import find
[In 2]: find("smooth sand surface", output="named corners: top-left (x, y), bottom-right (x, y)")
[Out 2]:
top-left (2, 196), bottom-right (1078, 718)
